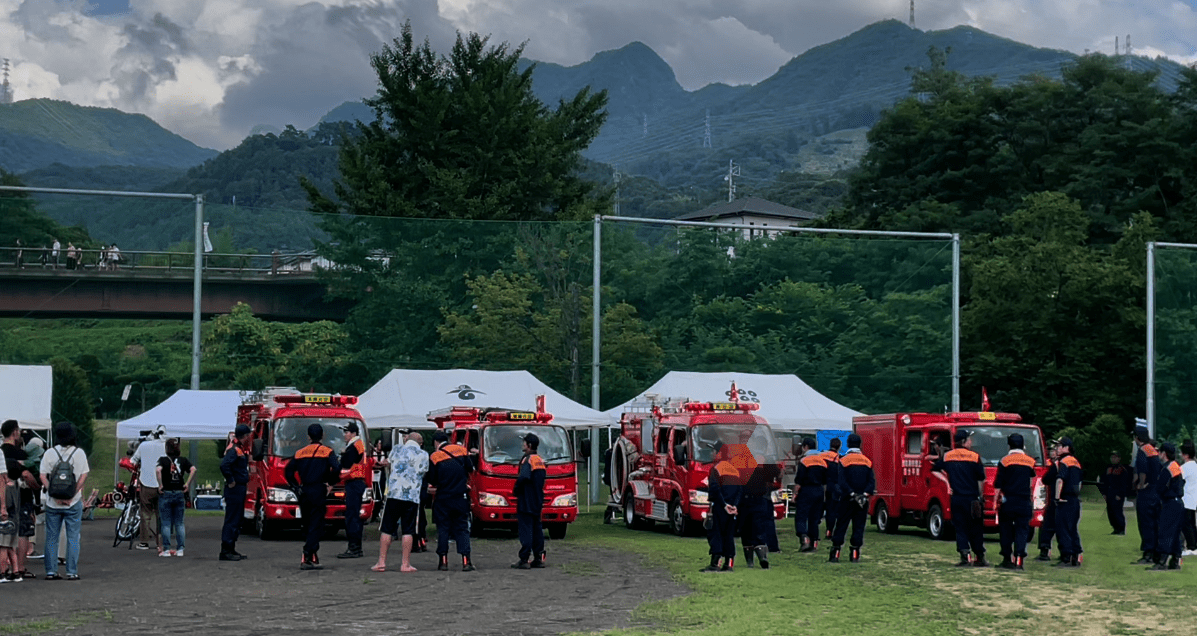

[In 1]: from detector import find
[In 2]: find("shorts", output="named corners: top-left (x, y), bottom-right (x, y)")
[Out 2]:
top-left (379, 498), bottom-right (418, 538)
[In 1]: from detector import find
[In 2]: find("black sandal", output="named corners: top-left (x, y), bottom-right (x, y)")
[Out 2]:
top-left (19, 570), bottom-right (36, 579)
top-left (65, 574), bottom-right (80, 581)
top-left (44, 573), bottom-right (62, 580)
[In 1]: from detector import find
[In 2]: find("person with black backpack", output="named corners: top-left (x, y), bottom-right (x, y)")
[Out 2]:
top-left (38, 422), bottom-right (89, 580)
top-left (155, 438), bottom-right (195, 558)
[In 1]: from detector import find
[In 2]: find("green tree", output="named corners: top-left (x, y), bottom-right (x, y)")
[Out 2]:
top-left (203, 303), bottom-right (283, 389)
top-left (49, 356), bottom-right (96, 455)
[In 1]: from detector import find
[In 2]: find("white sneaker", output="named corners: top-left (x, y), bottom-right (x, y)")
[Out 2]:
top-left (175, 550), bottom-right (184, 557)
top-left (135, 543), bottom-right (150, 550)
top-left (159, 551), bottom-right (173, 558)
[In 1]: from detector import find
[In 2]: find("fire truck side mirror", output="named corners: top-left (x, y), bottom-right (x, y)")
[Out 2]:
top-left (251, 438), bottom-right (265, 461)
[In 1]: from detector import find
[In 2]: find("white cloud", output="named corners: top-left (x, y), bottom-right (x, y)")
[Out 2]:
top-left (0, 0), bottom-right (1193, 151)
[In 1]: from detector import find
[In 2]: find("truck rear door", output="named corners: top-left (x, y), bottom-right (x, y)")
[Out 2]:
top-left (900, 429), bottom-right (926, 512)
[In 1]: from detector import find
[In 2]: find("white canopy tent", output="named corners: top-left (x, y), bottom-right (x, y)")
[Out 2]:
top-left (0, 364), bottom-right (53, 431)
top-left (357, 369), bottom-right (608, 429)
top-left (602, 371), bottom-right (861, 431)
top-left (116, 390), bottom-right (244, 440)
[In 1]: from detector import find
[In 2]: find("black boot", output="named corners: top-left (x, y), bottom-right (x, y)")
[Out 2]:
top-left (462, 555), bottom-right (476, 572)
top-left (743, 546), bottom-right (755, 568)
top-left (955, 551), bottom-right (972, 567)
top-left (438, 554), bottom-right (449, 571)
top-left (755, 546), bottom-right (770, 570)
top-left (828, 546), bottom-right (841, 563)
top-left (700, 555), bottom-right (721, 572)
top-left (1168, 556), bottom-right (1181, 570)
top-left (849, 547), bottom-right (861, 563)
top-left (719, 557), bottom-right (734, 572)
top-left (1134, 552), bottom-right (1154, 565)
top-left (1149, 556), bottom-right (1168, 571)
top-left (300, 552), bottom-right (316, 571)
top-left (219, 542), bottom-right (241, 561)
top-left (799, 535), bottom-right (813, 553)
top-left (337, 544), bottom-right (364, 559)
top-left (1014, 556), bottom-right (1025, 571)
top-left (1035, 548), bottom-right (1052, 562)
top-left (973, 552), bottom-right (989, 567)
top-left (998, 556), bottom-right (1015, 569)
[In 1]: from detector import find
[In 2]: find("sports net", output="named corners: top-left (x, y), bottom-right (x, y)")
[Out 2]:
top-left (1153, 245), bottom-right (1197, 442)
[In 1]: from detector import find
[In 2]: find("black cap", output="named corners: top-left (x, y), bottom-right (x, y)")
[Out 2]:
top-left (307, 423), bottom-right (324, 441)
top-left (954, 429), bottom-right (971, 443)
top-left (523, 433), bottom-right (540, 449)
top-left (1057, 436), bottom-right (1073, 450)
top-left (234, 424), bottom-right (251, 437)
top-left (1162, 442), bottom-right (1178, 458)
top-left (847, 433), bottom-right (862, 449)
top-left (433, 431), bottom-right (450, 443)
top-left (1007, 433), bottom-right (1024, 449)
top-left (342, 422), bottom-right (359, 435)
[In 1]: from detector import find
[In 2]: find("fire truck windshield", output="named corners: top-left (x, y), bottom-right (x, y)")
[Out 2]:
top-left (967, 426), bottom-right (1045, 467)
top-left (482, 425), bottom-right (572, 466)
top-left (272, 417), bottom-right (364, 459)
top-left (692, 424), bottom-right (779, 464)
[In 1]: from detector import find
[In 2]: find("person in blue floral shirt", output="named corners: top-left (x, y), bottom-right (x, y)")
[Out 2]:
top-left (371, 432), bottom-right (428, 573)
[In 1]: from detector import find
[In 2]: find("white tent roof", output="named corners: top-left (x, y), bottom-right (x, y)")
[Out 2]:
top-left (0, 365), bottom-right (53, 430)
top-left (602, 371), bottom-right (861, 432)
top-left (357, 369), bottom-right (608, 429)
top-left (116, 390), bottom-right (244, 439)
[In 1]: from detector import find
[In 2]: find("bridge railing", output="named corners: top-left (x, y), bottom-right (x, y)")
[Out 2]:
top-left (0, 246), bottom-right (320, 276)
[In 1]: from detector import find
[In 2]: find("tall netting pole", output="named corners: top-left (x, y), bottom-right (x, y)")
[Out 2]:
top-left (590, 215), bottom-right (602, 507)
top-left (191, 195), bottom-right (204, 390)
top-left (952, 234), bottom-right (961, 412)
top-left (1147, 241), bottom-right (1156, 437)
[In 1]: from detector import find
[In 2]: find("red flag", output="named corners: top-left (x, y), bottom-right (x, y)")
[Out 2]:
top-left (981, 387), bottom-right (991, 412)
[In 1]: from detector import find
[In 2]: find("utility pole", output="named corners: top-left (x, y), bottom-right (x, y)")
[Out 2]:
top-left (1115, 36), bottom-right (1119, 56)
top-left (613, 168), bottom-right (621, 216)
top-left (723, 159), bottom-right (740, 203)
top-left (703, 110), bottom-right (712, 148)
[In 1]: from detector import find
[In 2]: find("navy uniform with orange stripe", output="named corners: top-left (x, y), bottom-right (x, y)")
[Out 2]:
top-left (1134, 426), bottom-right (1163, 564)
top-left (1053, 438), bottom-right (1083, 567)
top-left (285, 424), bottom-right (341, 569)
top-left (829, 434), bottom-right (874, 563)
top-left (993, 434), bottom-right (1036, 569)
top-left (933, 430), bottom-right (987, 565)
top-left (821, 440), bottom-right (843, 539)
top-left (702, 446), bottom-right (743, 572)
top-left (337, 424), bottom-right (369, 559)
top-left (512, 433), bottom-right (547, 568)
top-left (1151, 444), bottom-right (1185, 570)
top-left (219, 425), bottom-right (252, 561)
top-left (792, 438), bottom-right (828, 552)
top-left (428, 432), bottom-right (475, 571)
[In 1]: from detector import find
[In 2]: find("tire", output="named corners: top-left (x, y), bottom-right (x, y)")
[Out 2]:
top-left (668, 496), bottom-right (691, 537)
top-left (547, 523), bottom-right (568, 540)
top-left (623, 489), bottom-right (638, 530)
top-left (255, 501), bottom-right (278, 540)
top-left (875, 500), bottom-right (899, 534)
top-left (927, 502), bottom-right (952, 541)
top-left (470, 515), bottom-right (486, 538)
top-left (113, 502), bottom-right (140, 545)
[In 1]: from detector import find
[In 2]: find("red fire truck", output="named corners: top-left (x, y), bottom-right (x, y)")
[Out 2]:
top-left (238, 387), bottom-right (376, 539)
top-left (427, 396), bottom-right (578, 540)
top-left (608, 390), bottom-right (787, 536)
top-left (855, 411), bottom-right (1048, 540)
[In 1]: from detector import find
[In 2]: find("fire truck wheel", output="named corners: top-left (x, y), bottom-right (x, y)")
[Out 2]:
top-left (255, 501), bottom-right (278, 540)
top-left (668, 497), bottom-right (692, 537)
top-left (470, 516), bottom-right (486, 537)
top-left (874, 501), bottom-right (899, 534)
top-left (547, 523), bottom-right (568, 540)
top-left (927, 502), bottom-right (953, 541)
top-left (623, 489), bottom-right (639, 530)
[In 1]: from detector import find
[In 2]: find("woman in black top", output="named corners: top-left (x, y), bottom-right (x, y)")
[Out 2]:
top-left (156, 439), bottom-right (195, 558)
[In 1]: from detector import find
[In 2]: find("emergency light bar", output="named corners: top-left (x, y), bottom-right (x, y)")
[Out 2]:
top-left (944, 411), bottom-right (1021, 423)
top-left (486, 410), bottom-right (553, 423)
top-left (274, 394), bottom-right (359, 406)
top-left (683, 401), bottom-right (760, 413)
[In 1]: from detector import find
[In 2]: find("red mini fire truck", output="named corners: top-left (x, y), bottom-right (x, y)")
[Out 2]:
top-left (855, 411), bottom-right (1048, 540)
top-left (427, 396), bottom-right (578, 540)
top-left (238, 387), bottom-right (376, 539)
top-left (608, 389), bottom-right (787, 536)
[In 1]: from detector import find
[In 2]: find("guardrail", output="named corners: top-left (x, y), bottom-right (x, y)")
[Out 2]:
top-left (0, 246), bottom-right (320, 276)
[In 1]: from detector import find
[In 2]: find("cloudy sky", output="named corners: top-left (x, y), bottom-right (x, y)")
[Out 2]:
top-left (3, 0), bottom-right (1194, 150)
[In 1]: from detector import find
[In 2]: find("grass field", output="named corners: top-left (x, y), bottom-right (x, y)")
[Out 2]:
top-left (565, 498), bottom-right (1196, 636)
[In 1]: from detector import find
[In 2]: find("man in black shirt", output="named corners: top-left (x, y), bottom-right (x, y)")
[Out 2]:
top-left (1054, 437), bottom-right (1084, 567)
top-left (933, 429), bottom-right (987, 567)
top-left (285, 424), bottom-right (341, 570)
top-left (336, 422), bottom-right (368, 559)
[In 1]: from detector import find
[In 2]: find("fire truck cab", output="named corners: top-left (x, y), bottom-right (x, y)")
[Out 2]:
top-left (609, 392), bottom-right (786, 537)
top-left (239, 387), bottom-right (375, 539)
top-left (855, 411), bottom-right (1048, 540)
top-left (427, 396), bottom-right (578, 540)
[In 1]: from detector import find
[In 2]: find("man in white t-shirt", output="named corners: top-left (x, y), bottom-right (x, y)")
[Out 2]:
top-left (131, 426), bottom-right (167, 552)
top-left (51, 239), bottom-right (60, 269)
top-left (39, 422), bottom-right (89, 580)
top-left (1180, 443), bottom-right (1197, 556)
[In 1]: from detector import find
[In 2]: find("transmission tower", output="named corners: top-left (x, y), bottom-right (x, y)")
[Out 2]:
top-left (613, 168), bottom-right (621, 216)
top-left (703, 110), bottom-right (712, 148)
top-left (909, 0), bottom-right (915, 29)
top-left (1115, 36), bottom-right (1119, 56)
top-left (723, 159), bottom-right (740, 202)
top-left (0, 59), bottom-right (12, 105)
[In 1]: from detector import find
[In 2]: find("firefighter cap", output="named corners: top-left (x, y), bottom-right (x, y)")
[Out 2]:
top-left (307, 423), bottom-right (324, 441)
top-left (1007, 433), bottom-right (1024, 449)
top-left (954, 429), bottom-right (971, 443)
top-left (523, 432), bottom-right (540, 450)
top-left (342, 422), bottom-right (359, 435)
top-left (1057, 436), bottom-right (1073, 450)
top-left (234, 424), bottom-right (251, 438)
top-left (433, 431), bottom-right (450, 444)
top-left (1134, 425), bottom-right (1151, 442)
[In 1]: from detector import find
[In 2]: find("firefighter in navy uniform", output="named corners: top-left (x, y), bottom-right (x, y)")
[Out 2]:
top-left (512, 433), bottom-right (547, 569)
top-left (828, 433), bottom-right (874, 563)
top-left (822, 438), bottom-right (843, 540)
top-left (1134, 426), bottom-right (1163, 565)
top-left (219, 425), bottom-right (252, 561)
top-left (337, 422), bottom-right (368, 559)
top-left (428, 431), bottom-right (476, 572)
top-left (1097, 450), bottom-right (1133, 535)
top-left (738, 445), bottom-right (779, 569)
top-left (1053, 437), bottom-right (1083, 567)
top-left (933, 429), bottom-right (987, 567)
top-left (1150, 443), bottom-right (1185, 571)
top-left (1036, 442), bottom-right (1060, 561)
top-left (702, 442), bottom-right (742, 572)
top-left (285, 424), bottom-right (341, 570)
top-left (994, 433), bottom-right (1036, 570)
top-left (792, 437), bottom-right (828, 553)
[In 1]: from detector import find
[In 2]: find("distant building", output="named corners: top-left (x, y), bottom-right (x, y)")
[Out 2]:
top-left (675, 196), bottom-right (818, 239)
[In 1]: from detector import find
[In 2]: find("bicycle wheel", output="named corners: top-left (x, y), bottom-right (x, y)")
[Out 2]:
top-left (114, 502), bottom-right (141, 546)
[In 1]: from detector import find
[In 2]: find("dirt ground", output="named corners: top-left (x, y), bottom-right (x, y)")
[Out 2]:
top-left (2, 515), bottom-right (688, 636)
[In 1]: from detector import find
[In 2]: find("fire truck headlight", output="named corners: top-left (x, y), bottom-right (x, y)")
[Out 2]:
top-left (1032, 481), bottom-right (1047, 510)
top-left (551, 493), bottom-right (577, 507)
top-left (478, 492), bottom-right (508, 507)
top-left (267, 488), bottom-right (298, 504)
top-left (688, 489), bottom-right (709, 505)
top-left (770, 490), bottom-right (784, 504)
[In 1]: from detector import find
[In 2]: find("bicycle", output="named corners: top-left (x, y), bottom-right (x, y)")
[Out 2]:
top-left (112, 457), bottom-right (141, 548)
